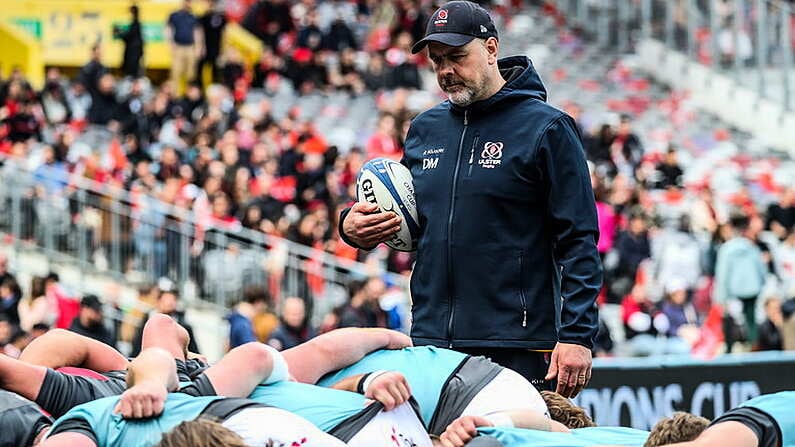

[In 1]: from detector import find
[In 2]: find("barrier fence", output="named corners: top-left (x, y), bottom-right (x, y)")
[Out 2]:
top-left (0, 155), bottom-right (409, 316)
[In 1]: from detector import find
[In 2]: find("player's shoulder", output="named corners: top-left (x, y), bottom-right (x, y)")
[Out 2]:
top-left (409, 103), bottom-right (453, 130)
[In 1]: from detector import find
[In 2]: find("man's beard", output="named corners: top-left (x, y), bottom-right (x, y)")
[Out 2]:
top-left (440, 76), bottom-right (486, 107)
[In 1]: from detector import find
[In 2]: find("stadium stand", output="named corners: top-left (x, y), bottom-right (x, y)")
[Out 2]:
top-left (0, 0), bottom-right (793, 364)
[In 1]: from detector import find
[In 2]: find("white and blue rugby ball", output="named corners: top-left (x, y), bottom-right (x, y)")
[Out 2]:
top-left (356, 158), bottom-right (420, 252)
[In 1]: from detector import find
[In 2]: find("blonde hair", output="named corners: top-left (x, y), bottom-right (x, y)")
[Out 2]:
top-left (156, 417), bottom-right (250, 447)
top-left (541, 391), bottom-right (596, 429)
top-left (645, 412), bottom-right (710, 447)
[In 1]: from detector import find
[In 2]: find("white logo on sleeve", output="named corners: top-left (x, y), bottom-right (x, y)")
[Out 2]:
top-left (478, 141), bottom-right (503, 169)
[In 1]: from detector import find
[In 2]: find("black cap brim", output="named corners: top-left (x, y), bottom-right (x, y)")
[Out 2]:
top-left (411, 33), bottom-right (476, 54)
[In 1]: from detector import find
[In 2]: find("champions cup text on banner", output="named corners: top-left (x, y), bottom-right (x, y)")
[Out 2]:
top-left (572, 352), bottom-right (795, 430)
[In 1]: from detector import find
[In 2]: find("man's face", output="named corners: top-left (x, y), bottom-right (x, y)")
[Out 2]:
top-left (428, 39), bottom-right (492, 107)
top-left (81, 307), bottom-right (103, 326)
top-left (158, 292), bottom-right (178, 314)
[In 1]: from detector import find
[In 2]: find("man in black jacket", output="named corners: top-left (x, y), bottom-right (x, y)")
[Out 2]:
top-left (68, 295), bottom-right (114, 348)
top-left (340, 1), bottom-right (601, 398)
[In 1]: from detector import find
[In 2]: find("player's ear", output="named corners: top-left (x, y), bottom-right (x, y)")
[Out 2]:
top-left (485, 37), bottom-right (499, 64)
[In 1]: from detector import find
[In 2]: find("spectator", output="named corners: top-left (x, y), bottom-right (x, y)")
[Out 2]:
top-left (365, 113), bottom-right (401, 161)
top-left (78, 45), bottom-right (108, 95)
top-left (2, 327), bottom-right (31, 359)
top-left (115, 5), bottom-right (144, 78)
top-left (611, 211), bottom-right (652, 301)
top-left (0, 277), bottom-right (22, 326)
top-left (594, 182), bottom-right (617, 261)
top-left (167, 0), bottom-right (203, 94)
top-left (297, 9), bottom-right (324, 51)
top-left (0, 317), bottom-right (11, 348)
top-left (337, 277), bottom-right (390, 329)
top-left (653, 215), bottom-right (702, 292)
top-left (18, 276), bottom-right (58, 332)
top-left (197, 0), bottom-right (227, 86)
top-left (40, 78), bottom-right (72, 126)
top-left (755, 298), bottom-right (783, 351)
top-left (385, 31), bottom-right (421, 89)
top-left (0, 254), bottom-right (15, 289)
top-left (611, 114), bottom-right (643, 176)
top-left (774, 230), bottom-right (795, 298)
top-left (766, 188), bottom-right (794, 240)
top-left (714, 214), bottom-right (767, 344)
top-left (324, 16), bottom-right (358, 51)
top-left (268, 296), bottom-right (316, 350)
top-left (226, 286), bottom-right (272, 349)
top-left (655, 146), bottom-right (684, 189)
top-left (87, 74), bottom-right (120, 126)
top-left (363, 52), bottom-right (391, 91)
top-left (660, 280), bottom-right (699, 338)
top-left (65, 80), bottom-right (92, 122)
top-left (30, 323), bottom-right (50, 340)
top-left (131, 285), bottom-right (199, 355)
top-left (68, 295), bottom-right (114, 347)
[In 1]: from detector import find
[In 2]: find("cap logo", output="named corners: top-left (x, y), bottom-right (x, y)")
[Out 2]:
top-left (434, 9), bottom-right (448, 26)
top-left (480, 25), bottom-right (487, 33)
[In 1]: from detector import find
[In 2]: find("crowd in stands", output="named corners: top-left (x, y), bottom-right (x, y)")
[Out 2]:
top-left (571, 111), bottom-right (795, 357)
top-left (0, 0), bottom-right (793, 359)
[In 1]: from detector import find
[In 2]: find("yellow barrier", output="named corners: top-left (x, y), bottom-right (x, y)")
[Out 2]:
top-left (0, 0), bottom-right (263, 75)
top-left (0, 21), bottom-right (44, 89)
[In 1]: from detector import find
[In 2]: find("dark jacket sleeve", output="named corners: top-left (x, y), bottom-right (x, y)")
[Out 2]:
top-left (538, 115), bottom-right (602, 349)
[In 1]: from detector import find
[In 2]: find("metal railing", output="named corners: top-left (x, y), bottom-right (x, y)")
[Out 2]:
top-left (557, 0), bottom-right (794, 111)
top-left (0, 156), bottom-right (409, 315)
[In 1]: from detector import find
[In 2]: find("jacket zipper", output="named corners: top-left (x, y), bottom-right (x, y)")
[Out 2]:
top-left (467, 135), bottom-right (479, 177)
top-left (519, 251), bottom-right (528, 328)
top-left (447, 110), bottom-right (468, 347)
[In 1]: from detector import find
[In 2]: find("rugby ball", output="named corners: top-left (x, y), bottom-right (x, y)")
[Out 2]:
top-left (356, 158), bottom-right (420, 251)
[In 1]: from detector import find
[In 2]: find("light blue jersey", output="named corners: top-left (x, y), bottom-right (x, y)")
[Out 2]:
top-left (739, 391), bottom-right (795, 447)
top-left (48, 393), bottom-right (225, 447)
top-left (247, 381), bottom-right (368, 432)
top-left (477, 426), bottom-right (650, 447)
top-left (316, 346), bottom-right (468, 426)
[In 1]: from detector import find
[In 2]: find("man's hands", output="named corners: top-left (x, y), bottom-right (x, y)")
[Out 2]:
top-left (114, 381), bottom-right (168, 419)
top-left (438, 416), bottom-right (493, 447)
top-left (545, 342), bottom-right (592, 398)
top-left (342, 202), bottom-right (401, 249)
top-left (364, 371), bottom-right (411, 411)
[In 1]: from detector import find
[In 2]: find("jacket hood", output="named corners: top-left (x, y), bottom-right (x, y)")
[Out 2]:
top-left (450, 56), bottom-right (547, 114)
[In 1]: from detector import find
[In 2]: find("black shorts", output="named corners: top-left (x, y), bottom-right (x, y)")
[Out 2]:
top-left (710, 406), bottom-right (781, 447)
top-left (35, 369), bottom-right (128, 419)
top-left (427, 356), bottom-right (503, 436)
top-left (453, 348), bottom-right (552, 392)
top-left (178, 373), bottom-right (217, 397)
top-left (38, 361), bottom-right (215, 420)
top-left (0, 390), bottom-right (53, 447)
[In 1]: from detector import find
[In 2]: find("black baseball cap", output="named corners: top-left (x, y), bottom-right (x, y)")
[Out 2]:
top-left (411, 1), bottom-right (499, 54)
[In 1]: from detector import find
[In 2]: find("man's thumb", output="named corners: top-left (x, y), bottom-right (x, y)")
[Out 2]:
top-left (545, 351), bottom-right (558, 380)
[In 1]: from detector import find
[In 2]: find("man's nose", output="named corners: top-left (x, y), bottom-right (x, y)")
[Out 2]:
top-left (436, 62), bottom-right (454, 78)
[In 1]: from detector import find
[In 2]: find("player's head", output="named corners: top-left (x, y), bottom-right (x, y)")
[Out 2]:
top-left (541, 391), bottom-right (596, 429)
top-left (413, 1), bottom-right (501, 107)
top-left (156, 418), bottom-right (250, 447)
top-left (644, 412), bottom-right (710, 447)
